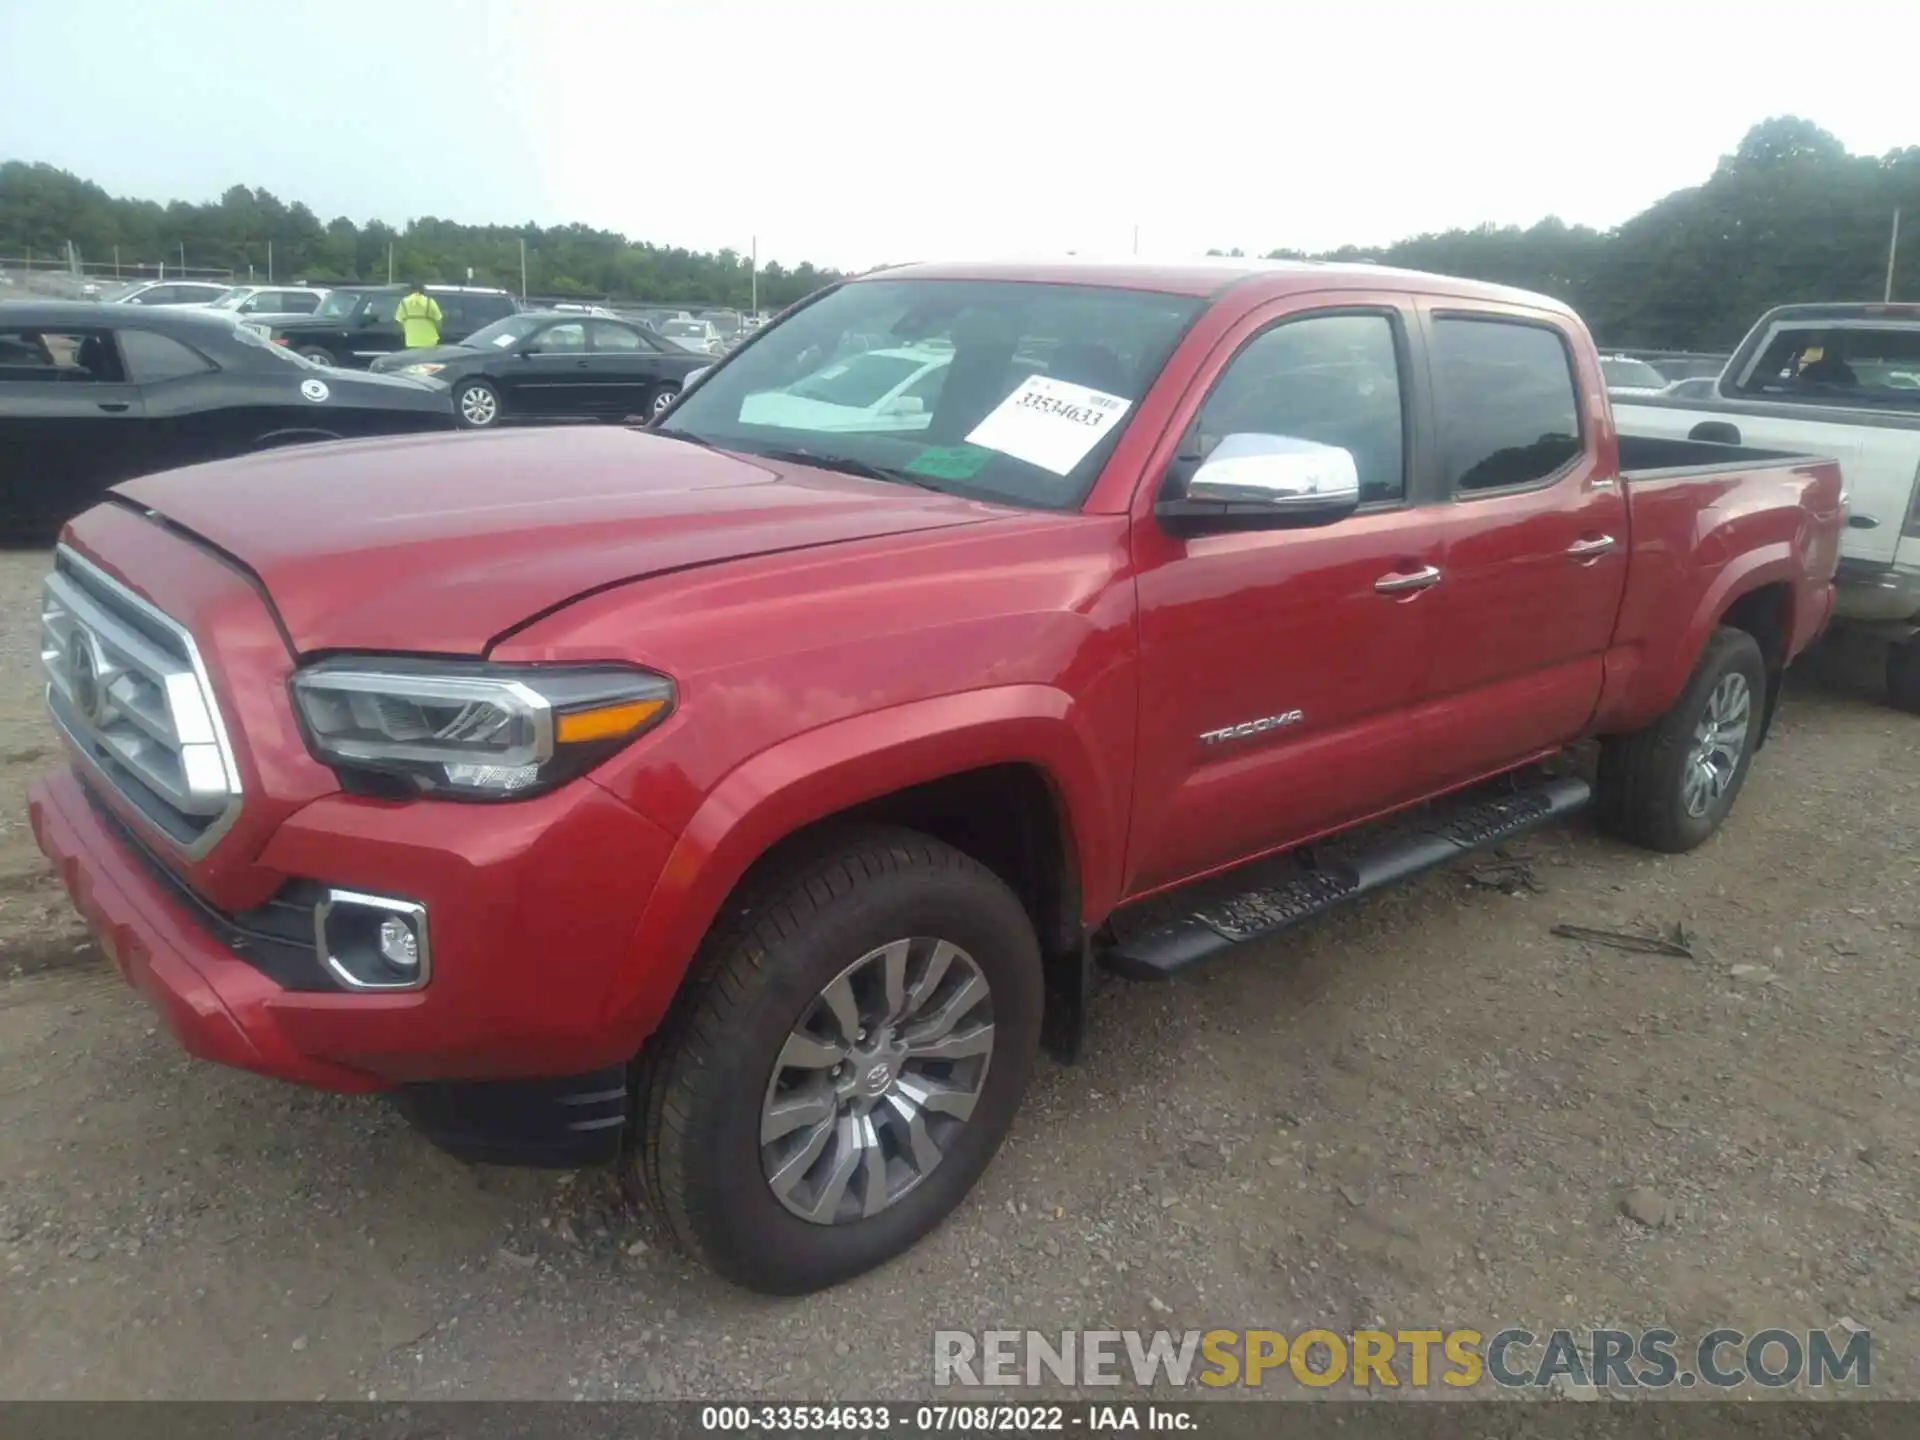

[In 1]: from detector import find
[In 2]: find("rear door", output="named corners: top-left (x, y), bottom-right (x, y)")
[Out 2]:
top-left (584, 320), bottom-right (664, 414)
top-left (1407, 303), bottom-right (1629, 791)
top-left (1126, 298), bottom-right (1447, 893)
top-left (0, 323), bottom-right (146, 531)
top-left (348, 292), bottom-right (406, 365)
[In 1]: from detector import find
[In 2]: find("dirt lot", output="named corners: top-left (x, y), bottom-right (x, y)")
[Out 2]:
top-left (0, 542), bottom-right (1916, 1403)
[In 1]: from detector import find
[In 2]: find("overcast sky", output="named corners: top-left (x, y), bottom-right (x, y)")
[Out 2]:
top-left (2, 0), bottom-right (1913, 270)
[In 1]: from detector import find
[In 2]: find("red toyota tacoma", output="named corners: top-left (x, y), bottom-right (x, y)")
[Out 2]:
top-left (29, 259), bottom-right (1843, 1295)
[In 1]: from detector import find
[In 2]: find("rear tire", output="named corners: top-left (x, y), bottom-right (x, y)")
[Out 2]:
top-left (297, 346), bottom-right (337, 367)
top-left (1889, 638), bottom-right (1920, 715)
top-left (1595, 627), bottom-right (1767, 853)
top-left (632, 825), bottom-right (1043, 1295)
top-left (647, 383), bottom-right (680, 422)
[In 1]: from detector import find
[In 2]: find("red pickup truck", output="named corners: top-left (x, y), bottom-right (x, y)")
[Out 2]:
top-left (28, 259), bottom-right (1842, 1295)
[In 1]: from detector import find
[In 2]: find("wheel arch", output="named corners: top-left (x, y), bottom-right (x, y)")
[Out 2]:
top-left (600, 685), bottom-right (1118, 1059)
top-left (1609, 548), bottom-right (1797, 739)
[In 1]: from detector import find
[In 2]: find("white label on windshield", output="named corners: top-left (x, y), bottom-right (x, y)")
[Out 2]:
top-left (493, 334), bottom-right (517, 348)
top-left (964, 375), bottom-right (1131, 475)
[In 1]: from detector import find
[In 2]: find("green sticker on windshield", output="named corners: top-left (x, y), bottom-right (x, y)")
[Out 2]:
top-left (905, 444), bottom-right (993, 480)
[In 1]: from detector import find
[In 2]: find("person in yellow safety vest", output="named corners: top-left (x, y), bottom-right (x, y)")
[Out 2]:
top-left (395, 282), bottom-right (444, 348)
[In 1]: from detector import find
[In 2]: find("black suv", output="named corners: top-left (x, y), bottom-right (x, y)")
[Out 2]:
top-left (260, 285), bottom-right (521, 369)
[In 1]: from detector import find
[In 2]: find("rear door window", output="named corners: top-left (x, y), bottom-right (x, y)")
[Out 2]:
top-left (588, 321), bottom-right (652, 352)
top-left (1429, 317), bottom-right (1583, 494)
top-left (463, 294), bottom-right (515, 325)
top-left (119, 329), bottom-right (216, 384)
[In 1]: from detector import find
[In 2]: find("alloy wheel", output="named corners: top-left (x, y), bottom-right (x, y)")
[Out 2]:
top-left (1682, 671), bottom-right (1751, 818)
top-left (759, 937), bottom-right (995, 1226)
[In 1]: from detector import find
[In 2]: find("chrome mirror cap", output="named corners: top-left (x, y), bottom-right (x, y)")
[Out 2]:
top-left (1185, 434), bottom-right (1362, 511)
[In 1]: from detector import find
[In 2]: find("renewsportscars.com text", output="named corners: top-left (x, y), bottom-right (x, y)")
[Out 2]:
top-left (933, 1326), bottom-right (1871, 1390)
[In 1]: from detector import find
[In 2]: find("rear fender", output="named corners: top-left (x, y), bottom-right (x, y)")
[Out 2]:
top-left (1609, 544), bottom-right (1795, 734)
top-left (598, 684), bottom-right (1120, 1052)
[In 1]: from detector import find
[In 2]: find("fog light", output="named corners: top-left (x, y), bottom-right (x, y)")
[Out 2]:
top-left (378, 917), bottom-right (420, 971)
top-left (314, 889), bottom-right (431, 991)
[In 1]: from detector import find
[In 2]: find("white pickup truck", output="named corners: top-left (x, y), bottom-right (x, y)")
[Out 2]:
top-left (1612, 302), bottom-right (1920, 711)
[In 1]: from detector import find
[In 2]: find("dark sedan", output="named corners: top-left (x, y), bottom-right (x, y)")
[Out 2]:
top-left (0, 301), bottom-right (455, 536)
top-left (367, 312), bottom-right (710, 428)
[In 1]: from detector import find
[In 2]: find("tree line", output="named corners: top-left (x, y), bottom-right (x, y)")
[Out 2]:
top-left (3, 116), bottom-right (1916, 343)
top-left (1212, 117), bottom-right (1920, 351)
top-left (0, 163), bottom-right (840, 312)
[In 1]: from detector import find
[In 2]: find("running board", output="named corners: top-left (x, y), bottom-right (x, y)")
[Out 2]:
top-left (1103, 773), bottom-right (1592, 980)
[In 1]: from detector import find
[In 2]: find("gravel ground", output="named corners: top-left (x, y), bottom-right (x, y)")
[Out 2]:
top-left (0, 542), bottom-right (1915, 1403)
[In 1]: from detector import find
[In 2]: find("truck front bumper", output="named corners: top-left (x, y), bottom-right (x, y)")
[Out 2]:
top-left (29, 766), bottom-right (679, 1164)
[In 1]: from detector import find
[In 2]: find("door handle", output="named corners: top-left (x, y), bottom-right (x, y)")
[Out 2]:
top-left (97, 402), bottom-right (130, 413)
top-left (575, 360), bottom-right (590, 368)
top-left (1566, 535), bottom-right (1616, 560)
top-left (1374, 565), bottom-right (1442, 595)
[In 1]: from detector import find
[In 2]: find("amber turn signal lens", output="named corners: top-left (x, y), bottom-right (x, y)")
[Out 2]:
top-left (554, 699), bottom-right (666, 745)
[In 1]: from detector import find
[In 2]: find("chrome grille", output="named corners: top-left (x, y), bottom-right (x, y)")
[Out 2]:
top-left (40, 545), bottom-right (242, 856)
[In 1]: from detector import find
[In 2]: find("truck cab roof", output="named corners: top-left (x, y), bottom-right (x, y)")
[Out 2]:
top-left (864, 256), bottom-right (1575, 314)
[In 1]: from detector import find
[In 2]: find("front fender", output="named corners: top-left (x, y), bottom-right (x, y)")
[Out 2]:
top-left (596, 684), bottom-right (1121, 1051)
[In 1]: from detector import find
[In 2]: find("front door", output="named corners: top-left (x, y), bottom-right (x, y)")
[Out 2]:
top-left (1126, 299), bottom-right (1449, 895)
top-left (0, 322), bottom-right (146, 531)
top-left (499, 319), bottom-right (590, 416)
top-left (1407, 304), bottom-right (1629, 791)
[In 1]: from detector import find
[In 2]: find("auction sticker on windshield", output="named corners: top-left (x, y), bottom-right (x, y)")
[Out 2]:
top-left (965, 375), bottom-right (1131, 475)
top-left (904, 444), bottom-right (994, 480)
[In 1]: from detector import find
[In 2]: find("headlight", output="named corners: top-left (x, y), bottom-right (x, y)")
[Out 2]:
top-left (290, 660), bottom-right (674, 800)
top-left (402, 362), bottom-right (445, 376)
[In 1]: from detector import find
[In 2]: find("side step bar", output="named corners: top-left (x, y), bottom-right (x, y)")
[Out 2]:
top-left (1103, 773), bottom-right (1592, 980)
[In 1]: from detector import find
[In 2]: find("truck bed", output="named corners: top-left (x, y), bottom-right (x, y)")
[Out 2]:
top-left (1616, 432), bottom-right (1830, 480)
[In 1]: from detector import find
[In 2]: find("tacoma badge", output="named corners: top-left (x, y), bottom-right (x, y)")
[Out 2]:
top-left (1199, 710), bottom-right (1304, 745)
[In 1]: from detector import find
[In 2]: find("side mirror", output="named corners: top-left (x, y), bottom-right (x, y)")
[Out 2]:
top-left (684, 365), bottom-right (711, 388)
top-left (1155, 434), bottom-right (1362, 538)
top-left (881, 395), bottom-right (925, 417)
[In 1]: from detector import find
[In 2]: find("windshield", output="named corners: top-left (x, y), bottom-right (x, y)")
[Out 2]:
top-left (659, 277), bottom-right (1204, 510)
top-left (207, 288), bottom-right (251, 310)
top-left (786, 351), bottom-right (932, 408)
top-left (98, 281), bottom-right (147, 303)
top-left (663, 321), bottom-right (706, 338)
top-left (314, 290), bottom-right (370, 319)
top-left (465, 314), bottom-right (551, 349)
top-left (1602, 357), bottom-right (1667, 388)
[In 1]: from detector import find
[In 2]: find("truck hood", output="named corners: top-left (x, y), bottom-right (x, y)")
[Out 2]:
top-left (106, 427), bottom-right (1008, 655)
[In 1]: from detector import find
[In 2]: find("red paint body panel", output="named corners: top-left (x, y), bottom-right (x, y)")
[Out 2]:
top-left (108, 426), bottom-right (1010, 655)
top-left (28, 260), bottom-right (1844, 1092)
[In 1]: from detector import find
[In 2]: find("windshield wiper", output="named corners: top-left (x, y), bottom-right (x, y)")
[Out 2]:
top-left (735, 444), bottom-right (945, 491)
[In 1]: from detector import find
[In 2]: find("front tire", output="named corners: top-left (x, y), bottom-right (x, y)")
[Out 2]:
top-left (1887, 638), bottom-right (1920, 715)
top-left (633, 825), bottom-right (1043, 1295)
top-left (1595, 626), bottom-right (1767, 853)
top-left (455, 379), bottom-right (502, 429)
